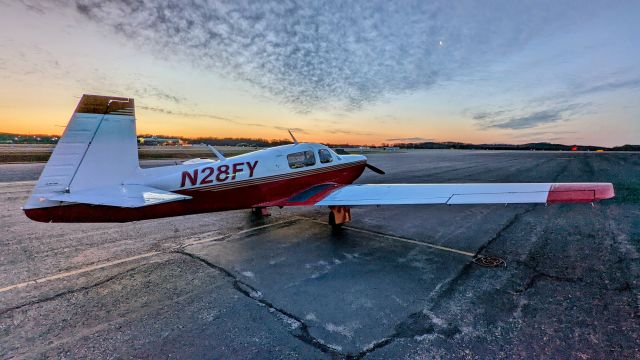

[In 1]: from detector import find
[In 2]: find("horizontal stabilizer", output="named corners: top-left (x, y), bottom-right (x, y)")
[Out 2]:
top-left (48, 185), bottom-right (191, 208)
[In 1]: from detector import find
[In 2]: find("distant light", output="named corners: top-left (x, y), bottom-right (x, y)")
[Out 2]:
top-left (439, 40), bottom-right (444, 47)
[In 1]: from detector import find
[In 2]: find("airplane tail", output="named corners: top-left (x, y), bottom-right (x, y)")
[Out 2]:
top-left (24, 94), bottom-right (140, 211)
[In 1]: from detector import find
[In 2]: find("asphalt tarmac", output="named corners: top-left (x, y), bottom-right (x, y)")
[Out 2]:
top-left (1, 150), bottom-right (638, 359)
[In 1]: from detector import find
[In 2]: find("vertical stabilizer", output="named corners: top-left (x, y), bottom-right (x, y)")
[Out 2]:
top-left (24, 94), bottom-right (139, 210)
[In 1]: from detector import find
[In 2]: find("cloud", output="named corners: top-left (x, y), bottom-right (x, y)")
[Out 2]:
top-left (69, 0), bottom-right (574, 111)
top-left (322, 128), bottom-right (374, 136)
top-left (0, 41), bottom-right (66, 81)
top-left (139, 105), bottom-right (308, 133)
top-left (138, 105), bottom-right (233, 121)
top-left (475, 103), bottom-right (588, 130)
top-left (132, 85), bottom-right (184, 104)
top-left (17, 0), bottom-right (46, 14)
top-left (245, 123), bottom-right (309, 134)
top-left (508, 130), bottom-right (578, 143)
top-left (510, 130), bottom-right (577, 138)
top-left (386, 137), bottom-right (433, 142)
top-left (486, 109), bottom-right (565, 129)
top-left (472, 110), bottom-right (507, 121)
top-left (572, 77), bottom-right (640, 96)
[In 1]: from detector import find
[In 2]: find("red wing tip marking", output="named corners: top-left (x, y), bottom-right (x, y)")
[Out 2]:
top-left (547, 183), bottom-right (614, 203)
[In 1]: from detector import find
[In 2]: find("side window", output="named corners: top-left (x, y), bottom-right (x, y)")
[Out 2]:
top-left (318, 149), bottom-right (333, 164)
top-left (287, 150), bottom-right (316, 169)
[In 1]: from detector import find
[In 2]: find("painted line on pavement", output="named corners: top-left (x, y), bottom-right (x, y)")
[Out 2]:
top-left (0, 218), bottom-right (296, 294)
top-left (305, 218), bottom-right (476, 257)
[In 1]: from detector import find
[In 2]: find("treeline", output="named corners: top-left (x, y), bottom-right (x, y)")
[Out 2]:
top-left (189, 137), bottom-right (290, 147)
top-left (3, 132), bottom-right (639, 151)
top-left (142, 134), bottom-right (360, 148)
top-left (0, 133), bottom-right (59, 144)
top-left (390, 141), bottom-right (640, 152)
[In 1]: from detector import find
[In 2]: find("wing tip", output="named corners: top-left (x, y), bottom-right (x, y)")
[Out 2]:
top-left (547, 183), bottom-right (614, 203)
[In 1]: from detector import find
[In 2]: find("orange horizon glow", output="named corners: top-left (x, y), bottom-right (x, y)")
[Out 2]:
top-left (1, 100), bottom-right (500, 146)
top-left (0, 119), bottom-right (614, 147)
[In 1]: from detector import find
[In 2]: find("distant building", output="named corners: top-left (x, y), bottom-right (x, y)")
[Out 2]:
top-left (138, 137), bottom-right (182, 146)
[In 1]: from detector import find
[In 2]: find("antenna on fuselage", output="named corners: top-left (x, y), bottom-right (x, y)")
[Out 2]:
top-left (288, 130), bottom-right (298, 144)
top-left (206, 144), bottom-right (226, 161)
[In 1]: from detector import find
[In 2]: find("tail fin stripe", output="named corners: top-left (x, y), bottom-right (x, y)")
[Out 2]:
top-left (64, 112), bottom-right (108, 192)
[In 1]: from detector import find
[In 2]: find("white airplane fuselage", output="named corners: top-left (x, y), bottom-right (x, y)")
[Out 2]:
top-left (25, 143), bottom-right (367, 222)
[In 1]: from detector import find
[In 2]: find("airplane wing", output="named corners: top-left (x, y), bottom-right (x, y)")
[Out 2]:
top-left (47, 185), bottom-right (191, 208)
top-left (270, 182), bottom-right (614, 207)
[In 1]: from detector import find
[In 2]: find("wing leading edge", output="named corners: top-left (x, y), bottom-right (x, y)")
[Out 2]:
top-left (278, 183), bottom-right (614, 206)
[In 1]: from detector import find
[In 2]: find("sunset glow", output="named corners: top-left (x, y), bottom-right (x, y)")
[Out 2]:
top-left (1, 1), bottom-right (639, 146)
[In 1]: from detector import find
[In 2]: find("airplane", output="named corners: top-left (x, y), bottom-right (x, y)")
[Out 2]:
top-left (23, 95), bottom-right (615, 229)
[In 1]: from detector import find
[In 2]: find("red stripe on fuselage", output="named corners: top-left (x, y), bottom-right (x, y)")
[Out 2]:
top-left (23, 162), bottom-right (366, 223)
top-left (191, 161), bottom-right (362, 192)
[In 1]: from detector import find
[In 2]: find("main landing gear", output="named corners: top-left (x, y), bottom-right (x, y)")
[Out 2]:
top-left (251, 207), bottom-right (270, 217)
top-left (328, 206), bottom-right (351, 232)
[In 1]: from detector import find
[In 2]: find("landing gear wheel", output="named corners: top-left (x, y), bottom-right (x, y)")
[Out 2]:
top-left (328, 206), bottom-right (350, 233)
top-left (251, 207), bottom-right (270, 218)
top-left (328, 211), bottom-right (343, 232)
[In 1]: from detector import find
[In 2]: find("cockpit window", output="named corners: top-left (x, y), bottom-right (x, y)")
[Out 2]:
top-left (318, 148), bottom-right (333, 164)
top-left (287, 150), bottom-right (316, 169)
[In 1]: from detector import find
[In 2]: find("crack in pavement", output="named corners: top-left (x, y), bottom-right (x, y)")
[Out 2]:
top-left (490, 159), bottom-right (575, 296)
top-left (372, 160), bottom-right (597, 354)
top-left (430, 206), bottom-right (538, 306)
top-left (474, 206), bottom-right (537, 259)
top-left (348, 204), bottom-right (542, 357)
top-left (343, 205), bottom-right (543, 357)
top-left (513, 260), bottom-right (583, 294)
top-left (177, 249), bottom-right (423, 360)
top-left (175, 250), bottom-right (348, 359)
top-left (0, 266), bottom-right (142, 316)
top-left (520, 272), bottom-right (581, 292)
top-left (343, 310), bottom-right (461, 360)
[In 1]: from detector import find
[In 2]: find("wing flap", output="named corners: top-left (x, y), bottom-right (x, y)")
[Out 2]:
top-left (447, 192), bottom-right (548, 204)
top-left (47, 185), bottom-right (191, 208)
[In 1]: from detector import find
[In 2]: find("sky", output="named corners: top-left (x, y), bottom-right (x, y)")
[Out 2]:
top-left (0, 0), bottom-right (639, 146)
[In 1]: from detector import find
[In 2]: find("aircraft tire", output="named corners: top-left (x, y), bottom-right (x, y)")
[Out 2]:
top-left (329, 211), bottom-right (343, 231)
